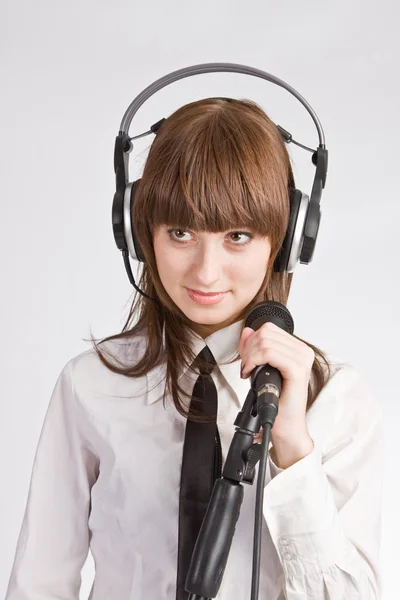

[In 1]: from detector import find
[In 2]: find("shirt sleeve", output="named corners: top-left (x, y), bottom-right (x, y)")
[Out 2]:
top-left (5, 359), bottom-right (99, 600)
top-left (263, 367), bottom-right (384, 599)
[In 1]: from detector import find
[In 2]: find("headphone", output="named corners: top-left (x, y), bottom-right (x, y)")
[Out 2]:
top-left (112, 63), bottom-right (328, 306)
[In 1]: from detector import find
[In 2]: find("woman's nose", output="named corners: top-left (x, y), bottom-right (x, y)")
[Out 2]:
top-left (192, 245), bottom-right (224, 285)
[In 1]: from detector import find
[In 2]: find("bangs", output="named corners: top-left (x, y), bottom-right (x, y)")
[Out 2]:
top-left (148, 166), bottom-right (276, 238)
top-left (136, 98), bottom-right (290, 243)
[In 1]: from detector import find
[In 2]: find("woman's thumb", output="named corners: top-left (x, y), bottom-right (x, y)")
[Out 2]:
top-left (239, 326), bottom-right (255, 356)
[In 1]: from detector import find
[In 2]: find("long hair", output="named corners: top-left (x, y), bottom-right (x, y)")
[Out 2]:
top-left (88, 97), bottom-right (333, 421)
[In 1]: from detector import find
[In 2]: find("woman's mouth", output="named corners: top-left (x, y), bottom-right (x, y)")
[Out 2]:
top-left (186, 288), bottom-right (229, 305)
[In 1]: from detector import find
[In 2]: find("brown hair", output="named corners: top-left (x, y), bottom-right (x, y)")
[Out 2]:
top-left (87, 97), bottom-right (333, 421)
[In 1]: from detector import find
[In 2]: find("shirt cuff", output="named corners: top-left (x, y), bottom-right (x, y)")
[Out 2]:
top-left (264, 439), bottom-right (352, 578)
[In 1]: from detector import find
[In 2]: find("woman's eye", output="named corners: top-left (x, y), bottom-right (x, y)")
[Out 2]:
top-left (229, 232), bottom-right (253, 245)
top-left (168, 229), bottom-right (191, 242)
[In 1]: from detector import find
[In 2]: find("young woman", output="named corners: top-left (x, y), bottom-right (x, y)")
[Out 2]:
top-left (5, 98), bottom-right (383, 599)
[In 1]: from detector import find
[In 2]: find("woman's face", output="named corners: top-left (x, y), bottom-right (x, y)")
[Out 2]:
top-left (153, 225), bottom-right (272, 337)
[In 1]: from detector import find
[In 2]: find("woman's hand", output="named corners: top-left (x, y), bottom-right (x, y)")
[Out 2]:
top-left (238, 321), bottom-right (315, 445)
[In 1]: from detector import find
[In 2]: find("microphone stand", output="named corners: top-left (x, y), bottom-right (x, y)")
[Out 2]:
top-left (184, 365), bottom-right (280, 600)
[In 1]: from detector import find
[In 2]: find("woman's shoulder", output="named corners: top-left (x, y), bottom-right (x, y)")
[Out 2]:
top-left (69, 332), bottom-right (148, 370)
top-left (62, 333), bottom-right (150, 406)
top-left (308, 351), bottom-right (383, 457)
top-left (322, 351), bottom-right (370, 390)
top-left (321, 351), bottom-right (360, 387)
top-left (315, 351), bottom-right (381, 417)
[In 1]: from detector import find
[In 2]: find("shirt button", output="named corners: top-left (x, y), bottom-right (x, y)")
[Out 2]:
top-left (283, 552), bottom-right (293, 561)
top-left (280, 537), bottom-right (289, 545)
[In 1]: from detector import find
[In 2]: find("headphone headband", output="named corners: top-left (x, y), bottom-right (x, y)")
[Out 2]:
top-left (118, 62), bottom-right (325, 149)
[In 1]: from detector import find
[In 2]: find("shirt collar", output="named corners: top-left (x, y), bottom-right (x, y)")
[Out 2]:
top-left (146, 318), bottom-right (245, 405)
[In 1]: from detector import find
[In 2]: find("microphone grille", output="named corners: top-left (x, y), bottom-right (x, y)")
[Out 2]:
top-left (245, 301), bottom-right (294, 334)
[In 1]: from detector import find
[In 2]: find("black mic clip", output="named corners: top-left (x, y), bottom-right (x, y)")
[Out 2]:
top-left (222, 387), bottom-right (263, 485)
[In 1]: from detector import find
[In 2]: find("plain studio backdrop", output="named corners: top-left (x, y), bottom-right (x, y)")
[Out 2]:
top-left (1, 0), bottom-right (398, 598)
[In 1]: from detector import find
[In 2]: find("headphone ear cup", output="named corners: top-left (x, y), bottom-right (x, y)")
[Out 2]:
top-left (129, 179), bottom-right (145, 262)
top-left (273, 188), bottom-right (303, 273)
top-left (300, 201), bottom-right (321, 264)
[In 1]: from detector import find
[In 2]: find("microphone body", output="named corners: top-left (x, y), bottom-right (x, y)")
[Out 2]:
top-left (245, 302), bottom-right (294, 426)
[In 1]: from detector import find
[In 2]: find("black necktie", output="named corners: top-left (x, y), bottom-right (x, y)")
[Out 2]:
top-left (176, 345), bottom-right (222, 600)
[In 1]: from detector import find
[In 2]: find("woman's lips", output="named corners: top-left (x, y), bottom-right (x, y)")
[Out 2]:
top-left (186, 288), bottom-right (229, 305)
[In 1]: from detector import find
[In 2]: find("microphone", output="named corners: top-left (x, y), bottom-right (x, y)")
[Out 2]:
top-left (244, 301), bottom-right (294, 427)
top-left (243, 301), bottom-right (295, 600)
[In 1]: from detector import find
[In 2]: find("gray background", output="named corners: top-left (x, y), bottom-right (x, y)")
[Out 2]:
top-left (1, 0), bottom-right (398, 597)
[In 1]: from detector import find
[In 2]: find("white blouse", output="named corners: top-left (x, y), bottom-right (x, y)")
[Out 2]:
top-left (5, 319), bottom-right (384, 599)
